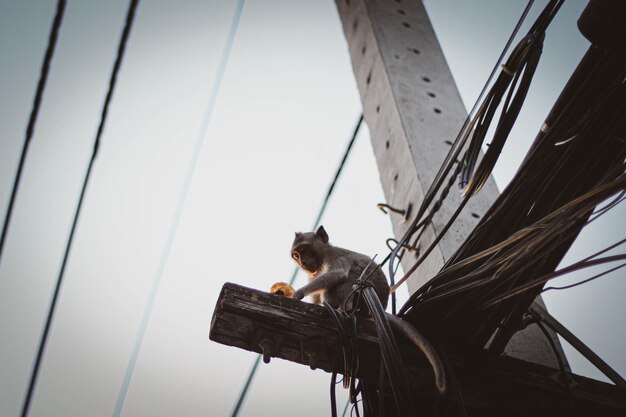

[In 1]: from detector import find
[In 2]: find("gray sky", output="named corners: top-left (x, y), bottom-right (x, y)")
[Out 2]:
top-left (0, 1), bottom-right (623, 416)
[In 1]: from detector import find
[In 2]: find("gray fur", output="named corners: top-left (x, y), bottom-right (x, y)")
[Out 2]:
top-left (291, 226), bottom-right (389, 312)
top-left (291, 225), bottom-right (447, 394)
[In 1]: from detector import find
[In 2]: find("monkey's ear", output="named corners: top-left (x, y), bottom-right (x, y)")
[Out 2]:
top-left (316, 225), bottom-right (329, 243)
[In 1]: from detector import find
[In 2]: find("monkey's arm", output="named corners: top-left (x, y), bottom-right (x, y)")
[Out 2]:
top-left (293, 270), bottom-right (346, 300)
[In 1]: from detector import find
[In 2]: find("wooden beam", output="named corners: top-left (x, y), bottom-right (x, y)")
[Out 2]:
top-left (210, 282), bottom-right (384, 380)
top-left (209, 283), bottom-right (626, 416)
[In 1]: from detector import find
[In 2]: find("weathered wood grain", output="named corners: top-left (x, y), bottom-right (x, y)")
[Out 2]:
top-left (210, 283), bottom-right (626, 416)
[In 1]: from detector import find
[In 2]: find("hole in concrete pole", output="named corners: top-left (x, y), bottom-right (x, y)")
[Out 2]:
top-left (366, 71), bottom-right (372, 86)
top-left (471, 213), bottom-right (480, 219)
top-left (444, 140), bottom-right (453, 146)
top-left (422, 76), bottom-right (431, 83)
top-left (394, 173), bottom-right (399, 181)
top-left (386, 140), bottom-right (390, 149)
top-left (394, 54), bottom-right (400, 59)
top-left (427, 92), bottom-right (436, 98)
top-left (352, 19), bottom-right (358, 32)
top-left (376, 105), bottom-right (380, 113)
top-left (361, 45), bottom-right (367, 55)
top-left (397, 9), bottom-right (406, 15)
top-left (434, 108), bottom-right (442, 114)
top-left (402, 22), bottom-right (411, 28)
top-left (407, 47), bottom-right (420, 54)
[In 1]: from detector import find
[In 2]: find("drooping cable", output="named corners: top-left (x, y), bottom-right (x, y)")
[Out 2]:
top-left (331, 371), bottom-right (339, 417)
top-left (396, 159), bottom-right (626, 355)
top-left (325, 300), bottom-right (353, 417)
top-left (534, 320), bottom-right (575, 416)
top-left (387, 0), bottom-right (536, 289)
top-left (228, 113), bottom-right (363, 417)
top-left (111, 1), bottom-right (244, 416)
top-left (480, 255), bottom-right (626, 310)
top-left (530, 303), bottom-right (626, 391)
top-left (389, 0), bottom-right (562, 294)
top-left (337, 257), bottom-right (417, 416)
top-left (472, 190), bottom-right (626, 310)
top-left (0, 0), bottom-right (66, 265)
top-left (443, 29), bottom-right (626, 354)
top-left (312, 114), bottom-right (364, 230)
top-left (544, 262), bottom-right (626, 292)
top-left (341, 398), bottom-right (351, 417)
top-left (401, 171), bottom-right (626, 314)
top-left (360, 278), bottom-right (414, 416)
top-left (19, 2), bottom-right (139, 416)
top-left (458, 0), bottom-right (558, 195)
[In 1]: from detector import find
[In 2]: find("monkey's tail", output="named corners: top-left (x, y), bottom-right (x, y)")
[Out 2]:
top-left (386, 313), bottom-right (447, 395)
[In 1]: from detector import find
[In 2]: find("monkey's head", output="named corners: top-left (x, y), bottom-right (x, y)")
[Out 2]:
top-left (291, 225), bottom-right (330, 274)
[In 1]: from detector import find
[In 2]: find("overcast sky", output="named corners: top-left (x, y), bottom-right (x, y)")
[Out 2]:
top-left (0, 1), bottom-right (623, 417)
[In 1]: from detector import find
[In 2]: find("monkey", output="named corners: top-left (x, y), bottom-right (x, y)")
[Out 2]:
top-left (291, 225), bottom-right (389, 312)
top-left (291, 225), bottom-right (447, 394)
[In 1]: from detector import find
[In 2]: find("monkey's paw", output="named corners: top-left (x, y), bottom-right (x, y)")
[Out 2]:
top-left (292, 289), bottom-right (305, 300)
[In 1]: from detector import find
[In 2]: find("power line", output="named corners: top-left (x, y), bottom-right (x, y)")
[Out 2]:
top-left (112, 1), bottom-right (245, 415)
top-left (19, 1), bottom-right (140, 416)
top-left (0, 0), bottom-right (66, 265)
top-left (311, 114), bottom-right (364, 231)
top-left (228, 113), bottom-right (364, 417)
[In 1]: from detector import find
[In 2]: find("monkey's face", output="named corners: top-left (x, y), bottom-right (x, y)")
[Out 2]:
top-left (291, 226), bottom-right (329, 274)
top-left (291, 242), bottom-right (321, 273)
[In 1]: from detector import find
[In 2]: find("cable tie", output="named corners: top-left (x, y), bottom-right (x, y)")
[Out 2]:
top-left (500, 64), bottom-right (515, 76)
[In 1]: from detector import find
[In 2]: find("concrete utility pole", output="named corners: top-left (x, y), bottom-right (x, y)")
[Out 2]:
top-left (334, 0), bottom-right (564, 368)
top-left (212, 2), bottom-right (626, 414)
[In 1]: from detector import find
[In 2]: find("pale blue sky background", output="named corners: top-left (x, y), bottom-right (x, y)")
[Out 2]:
top-left (0, 1), bottom-right (623, 416)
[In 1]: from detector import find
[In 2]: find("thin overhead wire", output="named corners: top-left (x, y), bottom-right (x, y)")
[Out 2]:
top-left (341, 398), bottom-right (351, 417)
top-left (0, 0), bottom-right (66, 265)
top-left (112, 1), bottom-right (245, 416)
top-left (228, 113), bottom-right (364, 417)
top-left (19, 1), bottom-right (139, 416)
top-left (312, 114), bottom-right (364, 230)
top-left (543, 262), bottom-right (626, 292)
